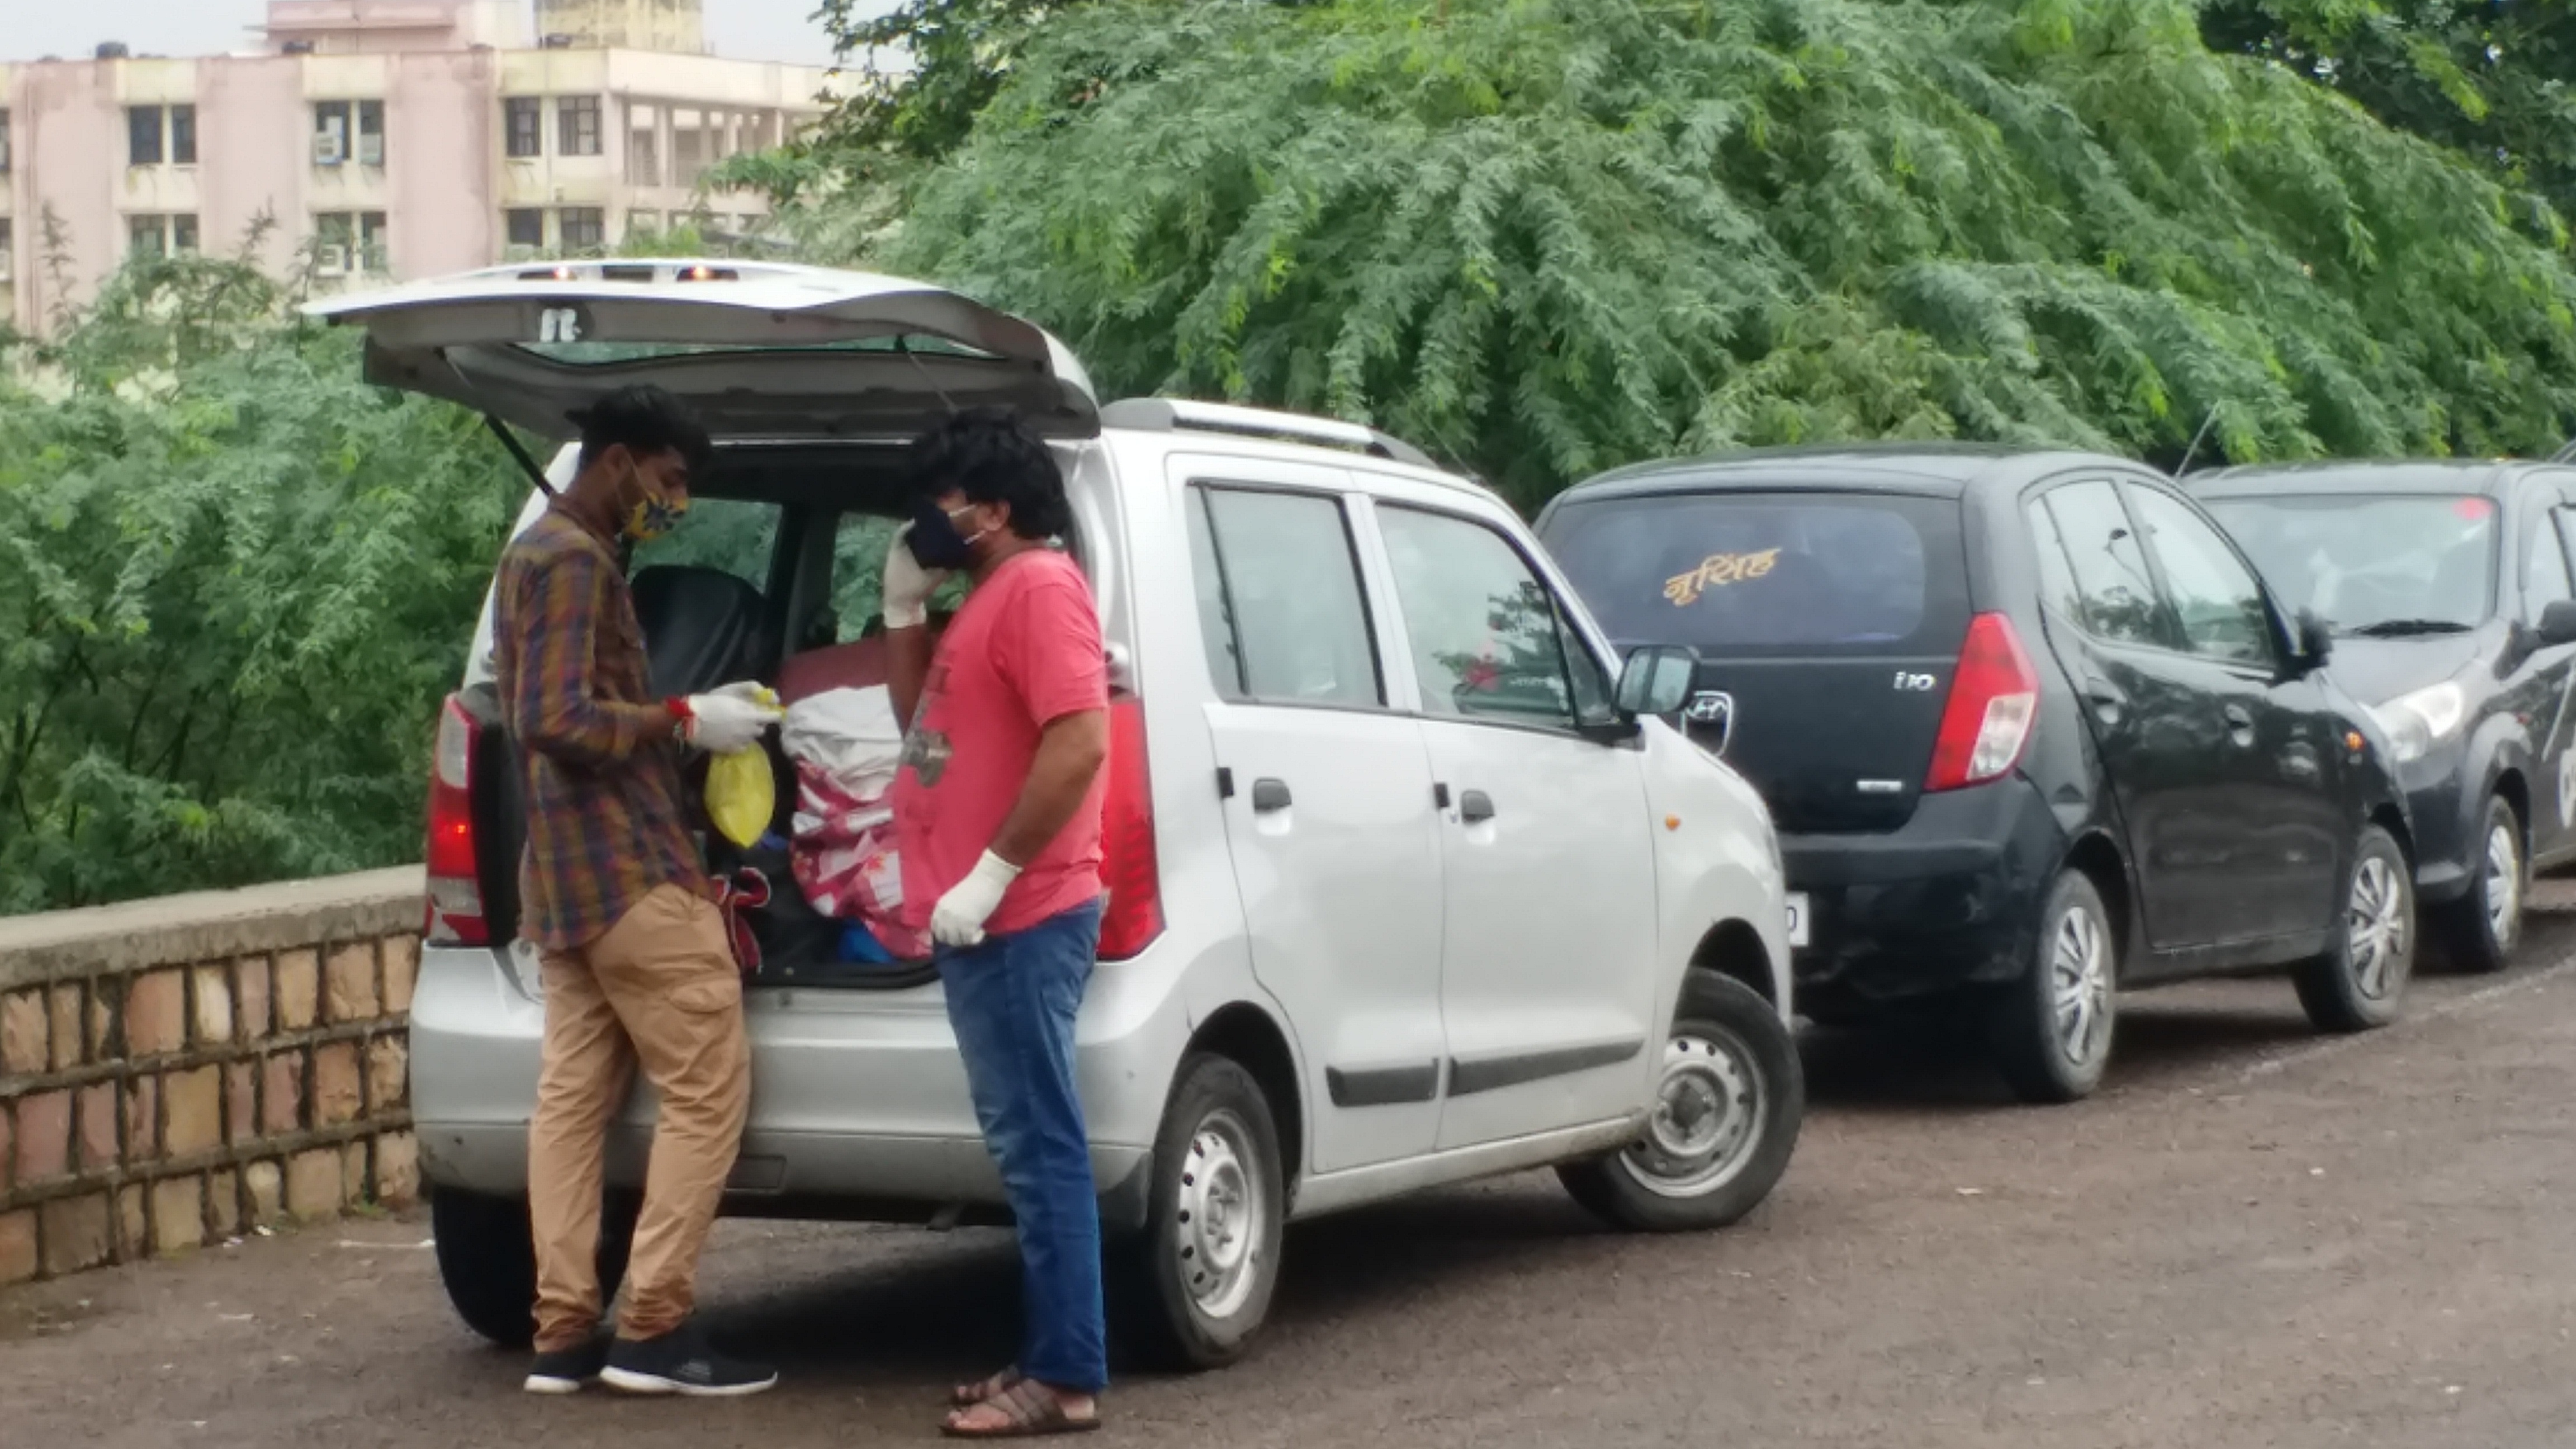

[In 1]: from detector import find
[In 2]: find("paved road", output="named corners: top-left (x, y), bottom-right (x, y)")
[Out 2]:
top-left (14, 897), bottom-right (2576, 1448)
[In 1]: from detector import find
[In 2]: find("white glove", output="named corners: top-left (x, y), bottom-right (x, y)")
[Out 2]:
top-left (931, 850), bottom-right (1022, 948)
top-left (680, 685), bottom-right (784, 755)
top-left (883, 524), bottom-right (951, 631)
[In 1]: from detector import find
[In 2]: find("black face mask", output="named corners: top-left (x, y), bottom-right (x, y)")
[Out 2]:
top-left (906, 495), bottom-right (982, 571)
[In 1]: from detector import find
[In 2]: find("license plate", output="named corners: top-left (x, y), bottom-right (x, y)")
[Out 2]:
top-left (1785, 892), bottom-right (1811, 949)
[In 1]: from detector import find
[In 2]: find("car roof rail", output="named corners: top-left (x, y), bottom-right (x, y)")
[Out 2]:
top-left (1100, 397), bottom-right (1439, 471)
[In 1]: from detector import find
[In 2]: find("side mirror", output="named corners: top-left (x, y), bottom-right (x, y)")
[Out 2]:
top-left (2540, 599), bottom-right (2576, 648)
top-left (2293, 609), bottom-right (2334, 674)
top-left (1615, 643), bottom-right (1699, 718)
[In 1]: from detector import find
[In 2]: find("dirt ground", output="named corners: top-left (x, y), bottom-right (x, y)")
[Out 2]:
top-left (10, 892), bottom-right (2576, 1448)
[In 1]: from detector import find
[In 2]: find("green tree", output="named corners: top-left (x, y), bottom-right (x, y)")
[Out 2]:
top-left (770, 0), bottom-right (2576, 508)
top-left (2201, 1), bottom-right (2576, 219)
top-left (0, 249), bottom-right (517, 911)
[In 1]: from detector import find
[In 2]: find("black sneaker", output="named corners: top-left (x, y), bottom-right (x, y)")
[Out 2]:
top-left (599, 1322), bottom-right (778, 1398)
top-left (524, 1334), bottom-right (611, 1395)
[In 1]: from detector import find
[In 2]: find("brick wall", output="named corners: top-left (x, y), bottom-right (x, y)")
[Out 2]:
top-left (0, 869), bottom-right (427, 1286)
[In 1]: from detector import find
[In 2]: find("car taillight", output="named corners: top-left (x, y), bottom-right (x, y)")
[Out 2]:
top-left (426, 694), bottom-right (490, 946)
top-left (1925, 613), bottom-right (2039, 793)
top-left (1096, 696), bottom-right (1163, 962)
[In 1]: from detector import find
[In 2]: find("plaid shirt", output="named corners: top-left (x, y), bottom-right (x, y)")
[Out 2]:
top-left (491, 508), bottom-right (705, 951)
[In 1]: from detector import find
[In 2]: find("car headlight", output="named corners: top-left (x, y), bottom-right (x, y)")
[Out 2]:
top-left (2367, 682), bottom-right (2466, 765)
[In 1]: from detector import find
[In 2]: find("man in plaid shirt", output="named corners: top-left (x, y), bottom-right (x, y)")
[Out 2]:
top-left (490, 385), bottom-right (784, 1399)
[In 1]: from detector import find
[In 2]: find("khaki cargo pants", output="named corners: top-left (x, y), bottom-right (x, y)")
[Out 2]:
top-left (529, 884), bottom-right (751, 1352)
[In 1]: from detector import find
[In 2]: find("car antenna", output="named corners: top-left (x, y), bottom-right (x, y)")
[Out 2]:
top-left (2172, 406), bottom-right (2220, 479)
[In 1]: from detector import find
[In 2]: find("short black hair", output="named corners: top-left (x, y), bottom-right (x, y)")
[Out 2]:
top-left (910, 408), bottom-right (1070, 541)
top-left (569, 385), bottom-right (714, 473)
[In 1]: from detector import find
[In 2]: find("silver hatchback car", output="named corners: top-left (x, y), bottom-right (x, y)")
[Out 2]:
top-left (315, 261), bottom-right (1804, 1367)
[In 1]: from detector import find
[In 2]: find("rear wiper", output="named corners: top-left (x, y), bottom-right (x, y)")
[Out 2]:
top-left (2345, 619), bottom-right (2474, 638)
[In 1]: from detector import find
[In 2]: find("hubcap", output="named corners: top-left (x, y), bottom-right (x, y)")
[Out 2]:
top-left (1620, 1028), bottom-right (1763, 1199)
top-left (1175, 1109), bottom-right (1265, 1320)
top-left (2050, 903), bottom-right (2113, 1068)
top-left (2486, 822), bottom-right (2521, 944)
top-left (2347, 856), bottom-right (2409, 1000)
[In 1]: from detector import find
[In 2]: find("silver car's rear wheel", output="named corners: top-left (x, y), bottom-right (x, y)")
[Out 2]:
top-left (1109, 1054), bottom-right (1286, 1372)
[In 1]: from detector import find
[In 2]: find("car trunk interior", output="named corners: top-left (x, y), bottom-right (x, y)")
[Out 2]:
top-left (462, 439), bottom-right (961, 989)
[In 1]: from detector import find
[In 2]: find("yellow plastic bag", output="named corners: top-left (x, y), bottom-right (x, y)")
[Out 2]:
top-left (704, 746), bottom-right (776, 849)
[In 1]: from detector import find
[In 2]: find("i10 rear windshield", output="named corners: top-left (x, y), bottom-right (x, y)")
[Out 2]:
top-left (1543, 491), bottom-right (1970, 657)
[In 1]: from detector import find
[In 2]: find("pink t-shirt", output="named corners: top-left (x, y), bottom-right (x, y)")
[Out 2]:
top-left (893, 548), bottom-right (1109, 939)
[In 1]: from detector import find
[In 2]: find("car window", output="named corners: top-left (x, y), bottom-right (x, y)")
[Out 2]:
top-left (2034, 481), bottom-right (2167, 648)
top-left (2527, 510), bottom-right (2574, 624)
top-left (2204, 493), bottom-right (2496, 634)
top-left (1190, 486), bottom-right (1383, 708)
top-left (1379, 505), bottom-right (1611, 730)
top-left (821, 513), bottom-right (970, 642)
top-left (1542, 491), bottom-right (1966, 657)
top-left (2127, 486), bottom-right (2275, 665)
top-left (632, 498), bottom-right (780, 591)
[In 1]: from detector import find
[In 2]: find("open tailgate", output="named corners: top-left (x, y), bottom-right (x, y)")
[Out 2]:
top-left (305, 259), bottom-right (1099, 441)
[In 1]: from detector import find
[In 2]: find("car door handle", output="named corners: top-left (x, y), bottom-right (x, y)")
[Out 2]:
top-left (1250, 778), bottom-right (1292, 813)
top-left (2082, 676), bottom-right (2126, 723)
top-left (1459, 789), bottom-right (1497, 825)
top-left (2223, 704), bottom-right (2256, 746)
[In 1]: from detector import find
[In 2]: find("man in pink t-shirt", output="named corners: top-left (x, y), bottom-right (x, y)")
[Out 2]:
top-left (883, 409), bottom-right (1111, 1439)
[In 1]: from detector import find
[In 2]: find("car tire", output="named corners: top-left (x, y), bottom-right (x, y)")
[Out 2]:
top-left (2436, 794), bottom-right (2523, 975)
top-left (429, 1185), bottom-right (640, 1349)
top-left (2296, 823), bottom-right (2416, 1033)
top-left (1988, 870), bottom-right (2119, 1105)
top-left (1558, 970), bottom-right (1804, 1232)
top-left (1107, 1053), bottom-right (1287, 1373)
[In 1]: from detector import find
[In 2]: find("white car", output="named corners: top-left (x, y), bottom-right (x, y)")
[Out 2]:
top-left (314, 260), bottom-right (1802, 1368)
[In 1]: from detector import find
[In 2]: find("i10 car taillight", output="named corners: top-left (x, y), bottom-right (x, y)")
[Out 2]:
top-left (425, 694), bottom-right (491, 946)
top-left (1925, 612), bottom-right (2039, 793)
top-left (1095, 695), bottom-right (1163, 961)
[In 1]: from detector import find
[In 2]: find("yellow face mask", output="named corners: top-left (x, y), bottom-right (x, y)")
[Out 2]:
top-left (619, 459), bottom-right (691, 543)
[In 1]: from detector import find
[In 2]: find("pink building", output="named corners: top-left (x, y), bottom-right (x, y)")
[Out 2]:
top-left (0, 1), bottom-right (832, 334)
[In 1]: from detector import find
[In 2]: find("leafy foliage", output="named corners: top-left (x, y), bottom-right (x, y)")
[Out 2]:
top-left (764, 0), bottom-right (2576, 509)
top-left (2203, 1), bottom-right (2576, 217)
top-left (0, 249), bottom-right (516, 911)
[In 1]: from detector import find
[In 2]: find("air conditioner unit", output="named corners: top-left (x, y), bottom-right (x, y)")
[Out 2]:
top-left (316, 244), bottom-right (349, 275)
top-left (357, 133), bottom-right (383, 167)
top-left (313, 129), bottom-right (345, 166)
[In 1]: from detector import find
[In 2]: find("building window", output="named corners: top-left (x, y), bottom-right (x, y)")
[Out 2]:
top-left (127, 214), bottom-right (196, 258)
top-left (559, 206), bottom-right (605, 253)
top-left (558, 96), bottom-right (603, 157)
top-left (0, 218), bottom-right (14, 281)
top-left (505, 207), bottom-right (544, 250)
top-left (504, 98), bottom-right (542, 159)
top-left (170, 104), bottom-right (197, 165)
top-left (312, 100), bottom-right (382, 167)
top-left (0, 110), bottom-right (12, 175)
top-left (129, 106), bottom-right (165, 167)
top-left (315, 211), bottom-right (387, 274)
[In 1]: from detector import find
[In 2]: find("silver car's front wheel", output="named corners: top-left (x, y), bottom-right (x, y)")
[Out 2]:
top-left (1560, 970), bottom-right (1804, 1232)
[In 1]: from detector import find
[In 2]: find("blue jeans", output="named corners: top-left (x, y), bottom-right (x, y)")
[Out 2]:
top-left (938, 898), bottom-right (1107, 1394)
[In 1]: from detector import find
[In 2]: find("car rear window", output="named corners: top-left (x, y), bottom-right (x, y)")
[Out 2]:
top-left (1542, 491), bottom-right (1969, 656)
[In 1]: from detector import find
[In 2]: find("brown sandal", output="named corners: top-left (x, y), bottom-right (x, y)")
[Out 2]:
top-left (951, 1368), bottom-right (1023, 1407)
top-left (941, 1378), bottom-right (1101, 1439)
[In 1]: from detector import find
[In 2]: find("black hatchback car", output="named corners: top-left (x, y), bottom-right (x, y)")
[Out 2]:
top-left (2192, 460), bottom-right (2576, 973)
top-left (1537, 446), bottom-right (2416, 1103)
